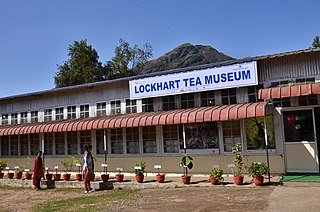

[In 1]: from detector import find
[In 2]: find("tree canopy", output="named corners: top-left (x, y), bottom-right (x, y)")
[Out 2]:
top-left (106, 39), bottom-right (153, 79)
top-left (312, 36), bottom-right (320, 48)
top-left (54, 39), bottom-right (153, 88)
top-left (54, 40), bottom-right (106, 88)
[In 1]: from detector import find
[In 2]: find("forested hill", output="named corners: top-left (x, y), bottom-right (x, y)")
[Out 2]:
top-left (141, 43), bottom-right (234, 74)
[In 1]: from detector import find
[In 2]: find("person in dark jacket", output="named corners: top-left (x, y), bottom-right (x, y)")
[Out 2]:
top-left (82, 144), bottom-right (94, 193)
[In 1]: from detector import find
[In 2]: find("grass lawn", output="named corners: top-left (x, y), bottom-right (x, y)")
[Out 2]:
top-left (33, 189), bottom-right (138, 212)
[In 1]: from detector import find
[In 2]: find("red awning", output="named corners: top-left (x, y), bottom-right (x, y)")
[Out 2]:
top-left (259, 83), bottom-right (320, 100)
top-left (0, 102), bottom-right (265, 136)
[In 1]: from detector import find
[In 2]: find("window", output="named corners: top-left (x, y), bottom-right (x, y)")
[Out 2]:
top-left (1, 136), bottom-right (9, 156)
top-left (110, 128), bottom-right (123, 154)
top-left (20, 112), bottom-right (28, 124)
top-left (245, 116), bottom-right (275, 150)
top-left (20, 135), bottom-right (29, 156)
top-left (181, 93), bottom-right (195, 109)
top-left (273, 98), bottom-right (291, 107)
top-left (96, 102), bottom-right (106, 117)
top-left (10, 135), bottom-right (18, 156)
top-left (110, 100), bottom-right (121, 115)
top-left (80, 104), bottom-right (89, 118)
top-left (163, 125), bottom-right (179, 153)
top-left (299, 94), bottom-right (318, 106)
top-left (142, 126), bottom-right (157, 153)
top-left (126, 99), bottom-right (137, 113)
top-left (222, 121), bottom-right (241, 152)
top-left (126, 127), bottom-right (140, 154)
top-left (2, 114), bottom-right (8, 125)
top-left (80, 131), bottom-right (91, 152)
top-left (31, 111), bottom-right (38, 123)
top-left (296, 77), bottom-right (315, 83)
top-left (30, 134), bottom-right (39, 155)
top-left (142, 98), bottom-right (154, 112)
top-left (96, 129), bottom-right (106, 155)
top-left (44, 109), bottom-right (52, 122)
top-left (283, 110), bottom-right (314, 142)
top-left (67, 106), bottom-right (76, 119)
top-left (11, 113), bottom-right (18, 125)
top-left (201, 91), bottom-right (215, 107)
top-left (179, 123), bottom-right (219, 150)
top-left (55, 132), bottom-right (65, 155)
top-left (55, 107), bottom-right (64, 120)
top-left (221, 88), bottom-right (237, 105)
top-left (248, 85), bottom-right (263, 103)
top-left (44, 133), bottom-right (53, 155)
top-left (67, 132), bottom-right (78, 155)
top-left (163, 96), bottom-right (175, 111)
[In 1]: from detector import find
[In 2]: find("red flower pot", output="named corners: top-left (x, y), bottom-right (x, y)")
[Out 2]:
top-left (90, 173), bottom-right (95, 181)
top-left (0, 172), bottom-right (4, 179)
top-left (233, 176), bottom-right (244, 185)
top-left (181, 175), bottom-right (191, 184)
top-left (101, 174), bottom-right (109, 182)
top-left (253, 177), bottom-right (264, 186)
top-left (156, 174), bottom-right (165, 183)
top-left (15, 172), bottom-right (22, 179)
top-left (76, 174), bottom-right (82, 181)
top-left (63, 174), bottom-right (71, 181)
top-left (7, 173), bottom-right (14, 179)
top-left (210, 176), bottom-right (219, 185)
top-left (46, 174), bottom-right (53, 180)
top-left (24, 173), bottom-right (32, 180)
top-left (135, 175), bottom-right (144, 183)
top-left (53, 174), bottom-right (61, 181)
top-left (116, 174), bottom-right (124, 182)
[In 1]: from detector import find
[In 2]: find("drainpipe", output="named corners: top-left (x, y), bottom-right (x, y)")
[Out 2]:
top-left (183, 124), bottom-right (187, 176)
top-left (264, 99), bottom-right (271, 184)
top-left (41, 133), bottom-right (45, 168)
top-left (103, 129), bottom-right (107, 173)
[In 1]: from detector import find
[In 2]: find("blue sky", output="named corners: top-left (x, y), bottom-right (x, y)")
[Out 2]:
top-left (0, 0), bottom-right (319, 98)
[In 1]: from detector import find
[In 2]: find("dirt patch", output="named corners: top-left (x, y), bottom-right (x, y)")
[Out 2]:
top-left (0, 186), bottom-right (274, 212)
top-left (111, 187), bottom-right (274, 212)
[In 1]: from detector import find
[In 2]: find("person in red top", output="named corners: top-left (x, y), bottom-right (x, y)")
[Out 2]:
top-left (83, 144), bottom-right (94, 193)
top-left (33, 150), bottom-right (43, 190)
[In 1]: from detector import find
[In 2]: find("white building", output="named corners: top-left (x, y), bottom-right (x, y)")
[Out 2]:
top-left (1, 48), bottom-right (320, 174)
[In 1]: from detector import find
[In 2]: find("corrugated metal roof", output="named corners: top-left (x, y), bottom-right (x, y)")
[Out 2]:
top-left (1, 47), bottom-right (320, 102)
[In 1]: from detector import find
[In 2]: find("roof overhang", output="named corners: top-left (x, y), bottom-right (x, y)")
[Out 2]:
top-left (0, 102), bottom-right (266, 136)
top-left (259, 83), bottom-right (320, 100)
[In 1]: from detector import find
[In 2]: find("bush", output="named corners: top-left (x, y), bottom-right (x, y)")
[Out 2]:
top-left (210, 168), bottom-right (224, 184)
top-left (0, 160), bottom-right (7, 172)
top-left (246, 161), bottom-right (269, 178)
top-left (134, 161), bottom-right (146, 176)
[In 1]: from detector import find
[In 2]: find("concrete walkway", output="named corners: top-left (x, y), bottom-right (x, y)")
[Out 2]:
top-left (0, 173), bottom-right (281, 190)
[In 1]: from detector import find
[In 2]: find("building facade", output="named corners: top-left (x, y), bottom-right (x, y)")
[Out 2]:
top-left (1, 48), bottom-right (320, 174)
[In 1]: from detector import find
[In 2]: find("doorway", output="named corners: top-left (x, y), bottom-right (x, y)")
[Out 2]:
top-left (283, 109), bottom-right (319, 173)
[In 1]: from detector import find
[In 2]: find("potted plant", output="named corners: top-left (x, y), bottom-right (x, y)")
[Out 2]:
top-left (53, 165), bottom-right (61, 181)
top-left (210, 167), bottom-right (224, 185)
top-left (100, 161), bottom-right (109, 182)
top-left (23, 157), bottom-right (32, 180)
top-left (180, 154), bottom-right (193, 184)
top-left (72, 157), bottom-right (83, 181)
top-left (134, 161), bottom-right (146, 183)
top-left (232, 143), bottom-right (244, 185)
top-left (0, 159), bottom-right (7, 179)
top-left (61, 157), bottom-right (75, 181)
top-left (155, 165), bottom-right (165, 183)
top-left (14, 166), bottom-right (25, 179)
top-left (115, 168), bottom-right (124, 182)
top-left (45, 168), bottom-right (53, 180)
top-left (246, 161), bottom-right (269, 186)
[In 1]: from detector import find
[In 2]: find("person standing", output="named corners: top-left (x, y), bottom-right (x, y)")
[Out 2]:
top-left (33, 150), bottom-right (43, 190)
top-left (83, 144), bottom-right (94, 193)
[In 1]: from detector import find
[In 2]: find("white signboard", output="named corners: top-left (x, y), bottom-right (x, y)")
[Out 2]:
top-left (129, 61), bottom-right (258, 99)
top-left (154, 165), bottom-right (162, 169)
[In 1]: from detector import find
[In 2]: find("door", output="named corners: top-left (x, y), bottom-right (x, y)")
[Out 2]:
top-left (283, 109), bottom-right (319, 173)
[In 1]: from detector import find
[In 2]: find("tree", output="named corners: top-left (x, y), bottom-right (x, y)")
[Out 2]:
top-left (54, 40), bottom-right (106, 88)
top-left (312, 36), bottom-right (320, 48)
top-left (106, 39), bottom-right (153, 79)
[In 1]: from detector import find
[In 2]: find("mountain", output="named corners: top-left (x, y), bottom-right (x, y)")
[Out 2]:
top-left (141, 43), bottom-right (234, 74)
